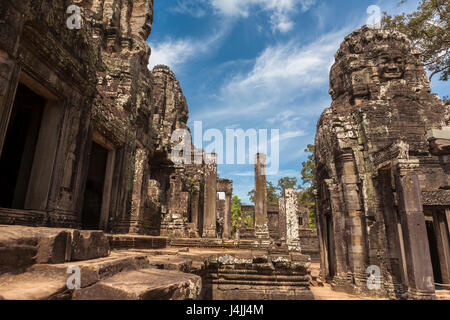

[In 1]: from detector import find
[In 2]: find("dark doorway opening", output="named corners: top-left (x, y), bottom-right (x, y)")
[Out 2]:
top-left (81, 142), bottom-right (108, 230)
top-left (0, 83), bottom-right (45, 209)
top-left (426, 220), bottom-right (443, 284)
top-left (326, 215), bottom-right (336, 278)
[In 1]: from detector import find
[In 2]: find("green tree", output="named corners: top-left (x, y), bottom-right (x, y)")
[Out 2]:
top-left (298, 144), bottom-right (317, 229)
top-left (248, 181), bottom-right (279, 205)
top-left (382, 0), bottom-right (450, 81)
top-left (231, 195), bottom-right (243, 236)
top-left (277, 177), bottom-right (299, 197)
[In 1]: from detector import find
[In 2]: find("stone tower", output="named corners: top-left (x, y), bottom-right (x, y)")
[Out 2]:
top-left (315, 26), bottom-right (450, 300)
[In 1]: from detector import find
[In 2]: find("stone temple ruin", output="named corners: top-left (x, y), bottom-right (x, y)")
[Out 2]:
top-left (315, 26), bottom-right (450, 300)
top-left (0, 1), bottom-right (448, 301)
top-left (0, 0), bottom-right (316, 300)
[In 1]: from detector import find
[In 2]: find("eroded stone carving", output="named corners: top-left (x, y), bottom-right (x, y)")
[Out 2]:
top-left (315, 26), bottom-right (450, 300)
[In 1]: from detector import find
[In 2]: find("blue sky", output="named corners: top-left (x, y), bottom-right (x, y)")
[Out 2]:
top-left (147, 0), bottom-right (449, 204)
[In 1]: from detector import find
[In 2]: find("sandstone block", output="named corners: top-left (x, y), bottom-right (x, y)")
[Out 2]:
top-left (70, 230), bottom-right (110, 261)
top-left (72, 268), bottom-right (202, 300)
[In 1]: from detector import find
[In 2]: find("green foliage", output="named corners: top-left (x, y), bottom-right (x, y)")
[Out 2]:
top-left (231, 195), bottom-right (243, 236)
top-left (301, 144), bottom-right (316, 188)
top-left (298, 144), bottom-right (317, 229)
top-left (277, 177), bottom-right (299, 197)
top-left (308, 209), bottom-right (316, 229)
top-left (382, 0), bottom-right (450, 81)
top-left (243, 211), bottom-right (254, 228)
top-left (247, 181), bottom-right (279, 205)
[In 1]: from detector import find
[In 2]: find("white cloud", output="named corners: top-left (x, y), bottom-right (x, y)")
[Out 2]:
top-left (194, 27), bottom-right (350, 123)
top-left (172, 0), bottom-right (209, 18)
top-left (148, 29), bottom-right (225, 72)
top-left (270, 130), bottom-right (306, 144)
top-left (174, 0), bottom-right (317, 33)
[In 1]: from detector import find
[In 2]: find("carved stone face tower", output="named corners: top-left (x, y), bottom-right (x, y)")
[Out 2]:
top-left (328, 26), bottom-right (430, 110)
top-left (315, 26), bottom-right (450, 300)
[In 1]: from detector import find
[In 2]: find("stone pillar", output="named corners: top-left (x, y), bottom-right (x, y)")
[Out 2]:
top-left (326, 180), bottom-right (348, 276)
top-left (223, 191), bottom-right (232, 239)
top-left (313, 189), bottom-right (326, 281)
top-left (190, 182), bottom-right (200, 237)
top-left (285, 188), bottom-right (301, 252)
top-left (338, 153), bottom-right (366, 276)
top-left (394, 158), bottom-right (435, 299)
top-left (446, 210), bottom-right (450, 238)
top-left (217, 179), bottom-right (233, 240)
top-left (129, 147), bottom-right (148, 234)
top-left (203, 153), bottom-right (217, 238)
top-left (216, 197), bottom-right (225, 238)
top-left (278, 197), bottom-right (286, 241)
top-left (254, 153), bottom-right (270, 239)
top-left (161, 171), bottom-right (190, 238)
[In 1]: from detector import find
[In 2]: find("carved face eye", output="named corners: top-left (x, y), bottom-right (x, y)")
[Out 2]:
top-left (378, 56), bottom-right (389, 64)
top-left (394, 57), bottom-right (403, 64)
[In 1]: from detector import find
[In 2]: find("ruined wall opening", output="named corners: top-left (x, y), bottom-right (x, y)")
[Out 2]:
top-left (81, 142), bottom-right (108, 230)
top-left (423, 209), bottom-right (450, 286)
top-left (425, 217), bottom-right (443, 284)
top-left (0, 83), bottom-right (45, 209)
top-left (325, 214), bottom-right (336, 278)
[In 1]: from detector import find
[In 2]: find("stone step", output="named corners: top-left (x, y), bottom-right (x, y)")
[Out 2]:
top-left (169, 238), bottom-right (266, 250)
top-left (0, 250), bottom-right (194, 300)
top-left (107, 234), bottom-right (167, 250)
top-left (435, 289), bottom-right (450, 300)
top-left (72, 268), bottom-right (202, 300)
top-left (0, 225), bottom-right (109, 274)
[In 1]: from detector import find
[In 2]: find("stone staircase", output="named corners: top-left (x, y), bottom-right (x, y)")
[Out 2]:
top-left (0, 225), bottom-right (201, 300)
top-left (435, 289), bottom-right (450, 300)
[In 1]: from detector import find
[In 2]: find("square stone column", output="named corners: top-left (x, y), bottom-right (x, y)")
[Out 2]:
top-left (190, 182), bottom-right (200, 237)
top-left (217, 179), bottom-right (233, 239)
top-left (128, 147), bottom-right (149, 234)
top-left (254, 153), bottom-right (270, 239)
top-left (338, 153), bottom-right (366, 275)
top-left (394, 158), bottom-right (435, 299)
top-left (326, 179), bottom-right (349, 276)
top-left (285, 188), bottom-right (301, 252)
top-left (278, 197), bottom-right (286, 241)
top-left (202, 153), bottom-right (217, 238)
top-left (223, 191), bottom-right (232, 239)
top-left (446, 210), bottom-right (450, 239)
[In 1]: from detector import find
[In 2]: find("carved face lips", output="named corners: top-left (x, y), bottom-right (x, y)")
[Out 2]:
top-left (377, 54), bottom-right (404, 80)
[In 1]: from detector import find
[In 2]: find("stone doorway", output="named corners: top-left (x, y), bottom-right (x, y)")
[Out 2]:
top-left (325, 214), bottom-right (335, 278)
top-left (0, 83), bottom-right (45, 209)
top-left (426, 218), bottom-right (443, 284)
top-left (81, 134), bottom-right (115, 231)
top-left (424, 209), bottom-right (450, 286)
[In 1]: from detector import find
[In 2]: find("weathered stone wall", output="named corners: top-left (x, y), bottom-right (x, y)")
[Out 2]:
top-left (203, 253), bottom-right (312, 300)
top-left (315, 26), bottom-right (450, 299)
top-left (0, 0), bottom-right (101, 227)
top-left (0, 0), bottom-right (213, 239)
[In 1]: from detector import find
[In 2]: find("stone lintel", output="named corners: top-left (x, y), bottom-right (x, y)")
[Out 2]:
top-left (426, 127), bottom-right (450, 141)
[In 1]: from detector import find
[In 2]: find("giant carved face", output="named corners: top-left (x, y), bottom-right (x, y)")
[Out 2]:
top-left (376, 50), bottom-right (405, 81)
top-left (329, 64), bottom-right (345, 100)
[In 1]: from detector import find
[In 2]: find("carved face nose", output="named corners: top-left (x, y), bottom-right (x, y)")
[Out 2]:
top-left (328, 88), bottom-right (334, 96)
